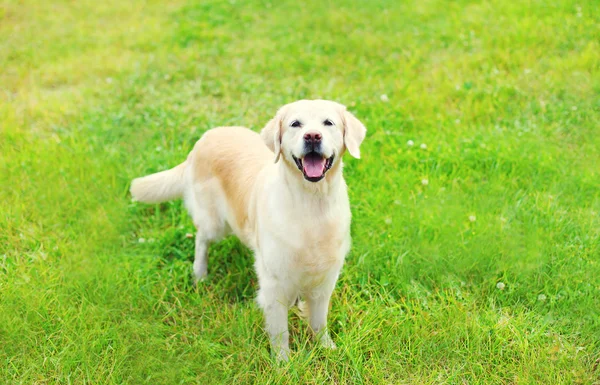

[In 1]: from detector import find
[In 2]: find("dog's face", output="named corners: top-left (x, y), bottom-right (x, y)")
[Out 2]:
top-left (261, 100), bottom-right (366, 182)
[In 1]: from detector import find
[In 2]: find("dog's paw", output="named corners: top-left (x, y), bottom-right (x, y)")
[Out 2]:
top-left (274, 347), bottom-right (290, 363)
top-left (320, 335), bottom-right (336, 350)
top-left (193, 272), bottom-right (208, 286)
top-left (192, 266), bottom-right (208, 283)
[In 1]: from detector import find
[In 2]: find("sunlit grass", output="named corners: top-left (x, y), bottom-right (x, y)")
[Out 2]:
top-left (1, 0), bottom-right (599, 383)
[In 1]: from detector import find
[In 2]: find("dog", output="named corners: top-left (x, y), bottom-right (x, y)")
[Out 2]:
top-left (130, 99), bottom-right (366, 360)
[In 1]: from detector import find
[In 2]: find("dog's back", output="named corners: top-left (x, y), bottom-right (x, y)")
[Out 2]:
top-left (131, 126), bottom-right (273, 242)
top-left (189, 126), bottom-right (272, 233)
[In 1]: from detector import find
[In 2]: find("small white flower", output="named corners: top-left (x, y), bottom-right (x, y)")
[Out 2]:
top-left (469, 215), bottom-right (476, 222)
top-left (496, 282), bottom-right (505, 290)
top-left (556, 293), bottom-right (563, 300)
top-left (537, 294), bottom-right (547, 302)
top-left (380, 94), bottom-right (389, 102)
top-left (524, 68), bottom-right (532, 74)
top-left (421, 179), bottom-right (429, 186)
top-left (106, 77), bottom-right (113, 84)
top-left (571, 106), bottom-right (577, 111)
top-left (455, 84), bottom-right (461, 90)
top-left (407, 140), bottom-right (414, 147)
top-left (455, 119), bottom-right (461, 124)
top-left (155, 146), bottom-right (162, 152)
top-left (185, 233), bottom-right (194, 239)
top-left (384, 218), bottom-right (392, 225)
top-left (420, 143), bottom-right (427, 150)
top-left (138, 238), bottom-right (146, 243)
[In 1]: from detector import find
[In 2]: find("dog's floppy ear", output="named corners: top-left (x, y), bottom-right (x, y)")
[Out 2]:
top-left (342, 108), bottom-right (367, 159)
top-left (260, 106), bottom-right (286, 163)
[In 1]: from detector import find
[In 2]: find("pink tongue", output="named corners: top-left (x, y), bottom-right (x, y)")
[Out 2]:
top-left (303, 154), bottom-right (326, 178)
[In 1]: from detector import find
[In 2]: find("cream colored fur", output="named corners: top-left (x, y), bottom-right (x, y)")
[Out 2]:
top-left (130, 100), bottom-right (366, 361)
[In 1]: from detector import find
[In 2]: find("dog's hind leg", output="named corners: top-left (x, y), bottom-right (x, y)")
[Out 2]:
top-left (185, 180), bottom-right (225, 283)
top-left (193, 233), bottom-right (209, 281)
top-left (191, 213), bottom-right (224, 282)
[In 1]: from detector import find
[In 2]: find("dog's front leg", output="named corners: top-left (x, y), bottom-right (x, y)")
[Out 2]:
top-left (307, 281), bottom-right (337, 349)
top-left (264, 298), bottom-right (290, 361)
top-left (257, 280), bottom-right (293, 361)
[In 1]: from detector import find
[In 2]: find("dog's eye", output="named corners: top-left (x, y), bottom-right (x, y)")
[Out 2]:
top-left (290, 120), bottom-right (302, 128)
top-left (323, 119), bottom-right (334, 126)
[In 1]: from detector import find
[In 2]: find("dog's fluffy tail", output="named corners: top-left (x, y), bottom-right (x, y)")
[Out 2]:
top-left (130, 161), bottom-right (187, 203)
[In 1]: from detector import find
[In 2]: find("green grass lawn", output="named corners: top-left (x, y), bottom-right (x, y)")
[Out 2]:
top-left (1, 0), bottom-right (599, 383)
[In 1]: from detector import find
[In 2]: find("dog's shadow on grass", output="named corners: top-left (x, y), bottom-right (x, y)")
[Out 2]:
top-left (156, 226), bottom-right (256, 303)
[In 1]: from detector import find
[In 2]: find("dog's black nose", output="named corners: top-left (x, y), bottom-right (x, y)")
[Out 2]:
top-left (304, 132), bottom-right (322, 144)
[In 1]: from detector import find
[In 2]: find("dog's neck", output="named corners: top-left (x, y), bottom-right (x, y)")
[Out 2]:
top-left (278, 159), bottom-right (344, 198)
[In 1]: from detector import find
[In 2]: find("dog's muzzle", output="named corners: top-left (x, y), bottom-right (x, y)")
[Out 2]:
top-left (292, 152), bottom-right (335, 182)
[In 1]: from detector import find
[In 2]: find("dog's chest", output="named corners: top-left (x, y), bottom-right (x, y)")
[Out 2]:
top-left (259, 182), bottom-right (352, 277)
top-left (288, 216), bottom-right (349, 273)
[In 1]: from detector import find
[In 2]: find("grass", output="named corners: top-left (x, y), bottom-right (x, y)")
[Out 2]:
top-left (1, 0), bottom-right (599, 383)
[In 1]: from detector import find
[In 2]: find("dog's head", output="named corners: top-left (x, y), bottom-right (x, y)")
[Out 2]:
top-left (261, 100), bottom-right (366, 182)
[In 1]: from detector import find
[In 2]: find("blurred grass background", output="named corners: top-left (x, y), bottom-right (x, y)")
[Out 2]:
top-left (1, 0), bottom-right (599, 383)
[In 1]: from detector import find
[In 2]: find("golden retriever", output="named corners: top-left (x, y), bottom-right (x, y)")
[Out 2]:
top-left (130, 99), bottom-right (366, 360)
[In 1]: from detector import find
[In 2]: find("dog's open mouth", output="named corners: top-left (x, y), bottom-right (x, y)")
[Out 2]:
top-left (292, 152), bottom-right (334, 182)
